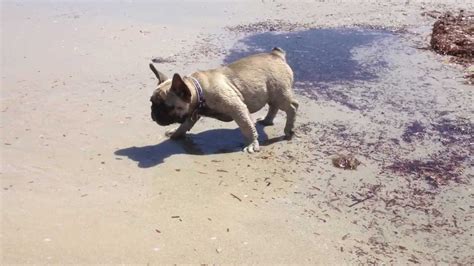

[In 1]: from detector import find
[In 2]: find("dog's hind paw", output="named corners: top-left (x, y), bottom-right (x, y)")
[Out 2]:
top-left (257, 118), bottom-right (274, 126)
top-left (243, 141), bottom-right (260, 153)
top-left (284, 130), bottom-right (295, 140)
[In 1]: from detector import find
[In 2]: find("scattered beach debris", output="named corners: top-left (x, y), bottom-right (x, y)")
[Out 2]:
top-left (155, 229), bottom-right (161, 234)
top-left (151, 56), bottom-right (176, 64)
top-left (230, 193), bottom-right (242, 202)
top-left (348, 194), bottom-right (374, 207)
top-left (422, 10), bottom-right (444, 19)
top-left (139, 29), bottom-right (151, 36)
top-left (226, 20), bottom-right (310, 33)
top-left (386, 154), bottom-right (466, 187)
top-left (348, 184), bottom-right (380, 207)
top-left (216, 248), bottom-right (223, 253)
top-left (332, 154), bottom-right (361, 170)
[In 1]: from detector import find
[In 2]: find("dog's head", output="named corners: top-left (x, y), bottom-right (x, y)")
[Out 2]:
top-left (149, 64), bottom-right (193, 126)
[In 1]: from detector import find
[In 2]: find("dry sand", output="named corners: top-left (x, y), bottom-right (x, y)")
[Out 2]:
top-left (1, 0), bottom-right (473, 264)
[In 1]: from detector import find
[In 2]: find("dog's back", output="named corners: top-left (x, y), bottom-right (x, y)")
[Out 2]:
top-left (220, 47), bottom-right (294, 113)
top-left (225, 47), bottom-right (290, 76)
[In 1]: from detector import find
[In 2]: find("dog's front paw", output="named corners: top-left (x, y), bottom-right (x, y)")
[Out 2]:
top-left (165, 128), bottom-right (185, 139)
top-left (165, 127), bottom-right (177, 137)
top-left (243, 141), bottom-right (260, 153)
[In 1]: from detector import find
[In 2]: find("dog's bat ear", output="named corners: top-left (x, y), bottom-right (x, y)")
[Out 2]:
top-left (171, 73), bottom-right (191, 103)
top-left (149, 63), bottom-right (168, 84)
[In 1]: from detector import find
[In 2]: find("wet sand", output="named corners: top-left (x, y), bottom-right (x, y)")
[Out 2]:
top-left (2, 1), bottom-right (473, 264)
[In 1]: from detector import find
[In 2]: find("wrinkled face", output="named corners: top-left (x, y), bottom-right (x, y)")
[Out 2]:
top-left (150, 80), bottom-right (190, 126)
top-left (148, 64), bottom-right (193, 126)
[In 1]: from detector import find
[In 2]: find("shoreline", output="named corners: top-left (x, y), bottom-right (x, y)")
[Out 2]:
top-left (2, 1), bottom-right (473, 264)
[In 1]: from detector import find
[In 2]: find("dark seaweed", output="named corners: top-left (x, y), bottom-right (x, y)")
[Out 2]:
top-left (402, 121), bottom-right (426, 143)
top-left (386, 153), bottom-right (468, 187)
top-left (431, 118), bottom-right (473, 146)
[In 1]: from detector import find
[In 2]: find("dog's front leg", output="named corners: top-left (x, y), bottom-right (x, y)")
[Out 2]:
top-left (165, 116), bottom-right (200, 139)
top-left (231, 105), bottom-right (260, 153)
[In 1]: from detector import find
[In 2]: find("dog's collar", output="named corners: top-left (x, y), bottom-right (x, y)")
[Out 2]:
top-left (188, 76), bottom-right (206, 121)
top-left (189, 76), bottom-right (205, 109)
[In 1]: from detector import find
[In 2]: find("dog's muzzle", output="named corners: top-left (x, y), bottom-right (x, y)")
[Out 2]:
top-left (151, 103), bottom-right (186, 126)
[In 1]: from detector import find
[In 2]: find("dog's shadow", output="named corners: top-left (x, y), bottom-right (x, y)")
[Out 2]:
top-left (114, 125), bottom-right (283, 168)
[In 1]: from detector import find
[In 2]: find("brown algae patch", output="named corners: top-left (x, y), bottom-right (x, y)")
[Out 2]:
top-left (431, 11), bottom-right (474, 61)
top-left (431, 11), bottom-right (474, 82)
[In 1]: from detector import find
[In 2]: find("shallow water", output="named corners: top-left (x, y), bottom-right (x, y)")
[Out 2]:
top-left (225, 28), bottom-right (393, 86)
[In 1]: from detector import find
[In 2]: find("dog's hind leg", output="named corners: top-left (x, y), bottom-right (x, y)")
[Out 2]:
top-left (282, 99), bottom-right (299, 140)
top-left (257, 104), bottom-right (278, 126)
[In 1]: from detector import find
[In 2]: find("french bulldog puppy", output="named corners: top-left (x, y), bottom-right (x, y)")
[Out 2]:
top-left (149, 47), bottom-right (298, 153)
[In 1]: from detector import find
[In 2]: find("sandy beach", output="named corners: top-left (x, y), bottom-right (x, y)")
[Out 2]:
top-left (2, 0), bottom-right (473, 264)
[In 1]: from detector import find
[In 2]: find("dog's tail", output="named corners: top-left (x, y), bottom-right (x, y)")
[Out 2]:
top-left (271, 47), bottom-right (286, 59)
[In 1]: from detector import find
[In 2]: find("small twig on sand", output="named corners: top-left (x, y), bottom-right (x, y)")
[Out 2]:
top-left (348, 184), bottom-right (381, 207)
top-left (348, 195), bottom-right (374, 207)
top-left (230, 193), bottom-right (242, 202)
